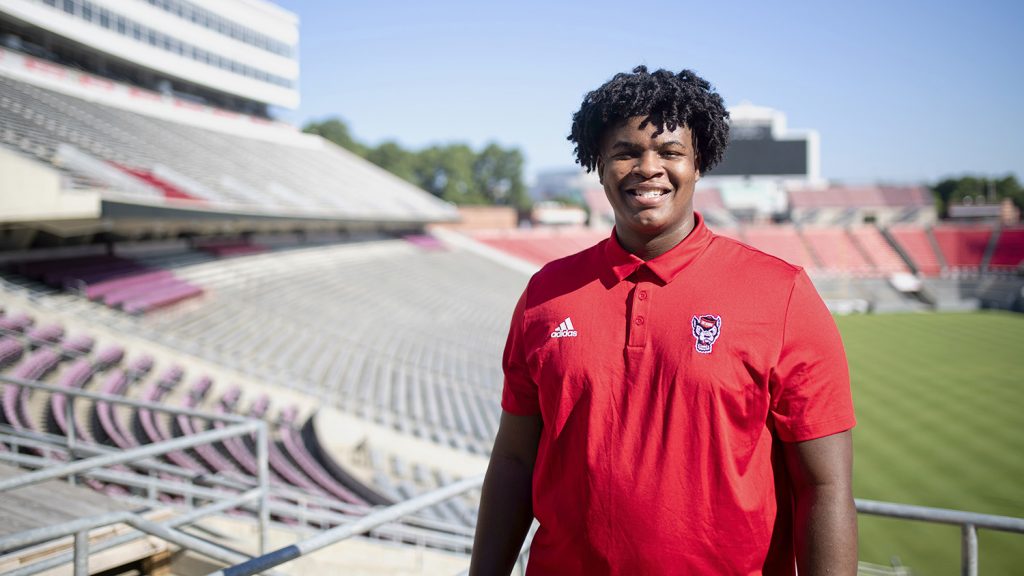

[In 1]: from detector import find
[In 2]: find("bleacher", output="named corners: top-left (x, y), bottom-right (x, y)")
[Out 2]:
top-left (800, 228), bottom-right (875, 276)
top-left (931, 225), bottom-right (992, 272)
top-left (990, 227), bottom-right (1024, 271)
top-left (736, 225), bottom-right (819, 269)
top-left (0, 298), bottom-right (485, 540)
top-left (0, 235), bottom-right (526, 532)
top-left (887, 225), bottom-right (943, 276)
top-left (0, 72), bottom-right (455, 223)
top-left (469, 227), bottom-right (610, 267)
top-left (788, 185), bottom-right (934, 226)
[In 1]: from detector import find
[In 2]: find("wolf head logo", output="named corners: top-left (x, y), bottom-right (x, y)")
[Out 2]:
top-left (691, 314), bottom-right (722, 354)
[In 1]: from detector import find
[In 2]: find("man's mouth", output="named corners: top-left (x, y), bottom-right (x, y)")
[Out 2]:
top-left (630, 190), bottom-right (669, 198)
top-left (625, 187), bottom-right (672, 205)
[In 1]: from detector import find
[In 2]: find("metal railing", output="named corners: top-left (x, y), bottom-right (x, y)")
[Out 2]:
top-left (206, 474), bottom-right (486, 576)
top-left (207, 489), bottom-right (1024, 576)
top-left (4, 378), bottom-right (1022, 576)
top-left (855, 498), bottom-right (1024, 576)
top-left (0, 375), bottom-right (272, 574)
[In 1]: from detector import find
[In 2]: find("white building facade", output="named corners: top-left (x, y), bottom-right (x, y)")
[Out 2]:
top-left (0, 0), bottom-right (299, 109)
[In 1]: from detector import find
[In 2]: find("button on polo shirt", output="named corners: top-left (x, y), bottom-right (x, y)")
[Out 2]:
top-left (501, 213), bottom-right (855, 576)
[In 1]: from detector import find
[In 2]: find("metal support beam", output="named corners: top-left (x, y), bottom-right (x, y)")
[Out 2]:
top-left (0, 422), bottom-right (258, 492)
top-left (209, 474), bottom-right (485, 576)
top-left (962, 523), bottom-right (978, 576)
top-left (3, 490), bottom-right (263, 576)
top-left (65, 396), bottom-right (76, 486)
top-left (73, 530), bottom-right (88, 576)
top-left (256, 422), bottom-right (269, 555)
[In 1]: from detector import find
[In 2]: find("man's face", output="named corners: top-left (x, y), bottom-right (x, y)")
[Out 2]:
top-left (597, 116), bottom-right (700, 256)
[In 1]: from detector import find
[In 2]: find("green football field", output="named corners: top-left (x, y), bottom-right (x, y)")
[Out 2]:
top-left (836, 311), bottom-right (1024, 575)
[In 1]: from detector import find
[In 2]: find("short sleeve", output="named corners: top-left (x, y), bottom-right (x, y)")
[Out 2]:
top-left (769, 270), bottom-right (856, 442)
top-left (500, 287), bottom-right (540, 415)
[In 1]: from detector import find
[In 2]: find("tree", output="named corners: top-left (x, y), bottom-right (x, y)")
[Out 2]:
top-left (302, 117), bottom-right (531, 208)
top-left (931, 174), bottom-right (1023, 217)
top-left (415, 144), bottom-right (487, 205)
top-left (473, 143), bottom-right (529, 210)
top-left (365, 140), bottom-right (418, 184)
top-left (302, 117), bottom-right (366, 157)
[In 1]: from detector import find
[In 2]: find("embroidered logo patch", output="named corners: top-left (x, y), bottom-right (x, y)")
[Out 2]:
top-left (691, 314), bottom-right (722, 354)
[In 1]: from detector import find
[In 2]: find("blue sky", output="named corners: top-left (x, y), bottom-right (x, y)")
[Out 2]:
top-left (275, 0), bottom-right (1023, 185)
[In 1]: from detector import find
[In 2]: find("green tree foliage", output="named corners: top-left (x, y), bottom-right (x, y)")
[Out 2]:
top-left (365, 140), bottom-right (418, 183)
top-left (931, 174), bottom-right (1023, 217)
top-left (416, 144), bottom-right (486, 204)
top-left (301, 118), bottom-right (366, 157)
top-left (473, 143), bottom-right (529, 210)
top-left (302, 117), bottom-right (531, 208)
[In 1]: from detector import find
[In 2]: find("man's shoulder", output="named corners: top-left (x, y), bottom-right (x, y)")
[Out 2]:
top-left (522, 239), bottom-right (607, 306)
top-left (707, 232), bottom-right (805, 281)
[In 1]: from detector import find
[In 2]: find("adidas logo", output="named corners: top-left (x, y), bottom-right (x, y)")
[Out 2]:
top-left (550, 317), bottom-right (578, 338)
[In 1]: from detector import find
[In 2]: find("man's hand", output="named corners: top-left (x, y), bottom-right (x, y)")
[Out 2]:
top-left (468, 411), bottom-right (543, 576)
top-left (784, 430), bottom-right (858, 576)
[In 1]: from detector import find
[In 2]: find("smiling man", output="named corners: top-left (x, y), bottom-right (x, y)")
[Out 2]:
top-left (469, 66), bottom-right (857, 576)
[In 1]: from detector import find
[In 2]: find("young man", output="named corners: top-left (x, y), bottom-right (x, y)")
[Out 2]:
top-left (470, 66), bottom-right (857, 576)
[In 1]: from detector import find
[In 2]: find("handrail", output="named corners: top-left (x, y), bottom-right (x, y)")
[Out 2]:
top-left (0, 372), bottom-right (273, 572)
top-left (855, 498), bottom-right (1024, 532)
top-left (0, 374), bottom-right (249, 423)
top-left (0, 421), bottom-right (260, 492)
top-left (207, 474), bottom-right (485, 576)
top-left (855, 498), bottom-right (1024, 576)
top-left (209, 491), bottom-right (1024, 576)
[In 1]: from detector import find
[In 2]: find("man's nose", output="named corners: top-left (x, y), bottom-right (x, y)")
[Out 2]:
top-left (633, 151), bottom-right (663, 177)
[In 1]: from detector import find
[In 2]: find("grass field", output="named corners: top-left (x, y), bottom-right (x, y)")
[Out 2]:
top-left (836, 311), bottom-right (1024, 575)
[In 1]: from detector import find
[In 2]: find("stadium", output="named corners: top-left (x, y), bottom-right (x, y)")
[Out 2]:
top-left (0, 1), bottom-right (1022, 575)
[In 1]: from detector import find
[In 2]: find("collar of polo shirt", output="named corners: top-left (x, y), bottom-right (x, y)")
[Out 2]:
top-left (602, 211), bottom-right (715, 285)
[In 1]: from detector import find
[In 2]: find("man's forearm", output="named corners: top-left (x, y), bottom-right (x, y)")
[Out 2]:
top-left (793, 483), bottom-right (858, 576)
top-left (468, 454), bottom-right (534, 576)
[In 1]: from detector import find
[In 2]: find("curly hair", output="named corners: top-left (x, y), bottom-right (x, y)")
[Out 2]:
top-left (568, 65), bottom-right (730, 174)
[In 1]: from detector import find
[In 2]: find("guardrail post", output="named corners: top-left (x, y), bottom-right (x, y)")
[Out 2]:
top-left (66, 394), bottom-right (76, 486)
top-left (256, 421), bottom-right (270, 555)
top-left (74, 529), bottom-right (88, 576)
top-left (961, 523), bottom-right (978, 576)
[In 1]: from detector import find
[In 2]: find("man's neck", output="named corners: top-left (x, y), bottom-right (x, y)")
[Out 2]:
top-left (617, 216), bottom-right (696, 261)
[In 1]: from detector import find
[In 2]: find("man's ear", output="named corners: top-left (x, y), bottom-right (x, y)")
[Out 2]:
top-left (596, 158), bottom-right (605, 184)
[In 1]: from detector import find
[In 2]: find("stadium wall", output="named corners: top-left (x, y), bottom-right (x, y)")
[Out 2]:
top-left (0, 146), bottom-right (99, 221)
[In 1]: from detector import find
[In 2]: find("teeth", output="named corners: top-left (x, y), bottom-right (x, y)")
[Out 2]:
top-left (634, 190), bottom-right (664, 198)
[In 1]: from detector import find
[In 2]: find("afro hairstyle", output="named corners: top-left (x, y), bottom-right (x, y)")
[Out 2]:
top-left (568, 65), bottom-right (730, 175)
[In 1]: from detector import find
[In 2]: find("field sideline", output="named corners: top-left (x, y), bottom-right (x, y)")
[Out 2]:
top-left (836, 311), bottom-right (1024, 575)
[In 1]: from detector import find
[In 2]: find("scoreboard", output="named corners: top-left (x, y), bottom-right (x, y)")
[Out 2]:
top-left (709, 126), bottom-right (810, 177)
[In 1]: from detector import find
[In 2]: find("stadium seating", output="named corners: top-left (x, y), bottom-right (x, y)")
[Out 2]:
top-left (470, 227), bottom-right (609, 266)
top-left (0, 75), bottom-right (455, 222)
top-left (788, 185), bottom-right (934, 226)
top-left (127, 240), bottom-right (522, 454)
top-left (739, 225), bottom-right (818, 269)
top-left (848, 227), bottom-right (911, 275)
top-left (932, 225), bottom-right (993, 271)
top-left (888, 226), bottom-right (942, 276)
top-left (12, 254), bottom-right (204, 314)
top-left (988, 227), bottom-right (1024, 270)
top-left (800, 228), bottom-right (874, 276)
top-left (0, 309), bottom-right (422, 516)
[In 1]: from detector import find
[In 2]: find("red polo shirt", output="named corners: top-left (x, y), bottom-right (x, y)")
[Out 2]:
top-left (501, 213), bottom-right (855, 575)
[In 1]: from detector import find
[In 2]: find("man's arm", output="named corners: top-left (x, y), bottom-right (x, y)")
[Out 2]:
top-left (469, 411), bottom-right (542, 576)
top-left (784, 429), bottom-right (858, 576)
